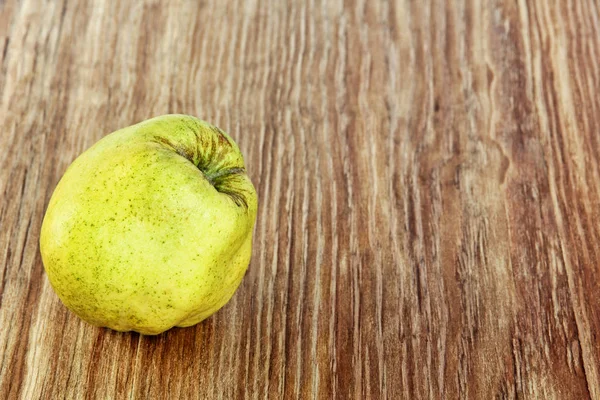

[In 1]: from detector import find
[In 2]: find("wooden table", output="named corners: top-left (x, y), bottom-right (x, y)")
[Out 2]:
top-left (1, 1), bottom-right (599, 398)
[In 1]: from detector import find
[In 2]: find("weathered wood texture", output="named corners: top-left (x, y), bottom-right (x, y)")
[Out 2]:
top-left (1, 0), bottom-right (599, 398)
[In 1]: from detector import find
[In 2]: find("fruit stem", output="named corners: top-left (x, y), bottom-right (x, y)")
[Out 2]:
top-left (204, 167), bottom-right (245, 187)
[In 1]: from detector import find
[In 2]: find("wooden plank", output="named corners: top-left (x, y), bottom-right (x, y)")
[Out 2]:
top-left (1, 0), bottom-right (599, 398)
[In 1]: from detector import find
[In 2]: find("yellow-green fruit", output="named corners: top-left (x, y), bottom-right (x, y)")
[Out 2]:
top-left (40, 115), bottom-right (258, 335)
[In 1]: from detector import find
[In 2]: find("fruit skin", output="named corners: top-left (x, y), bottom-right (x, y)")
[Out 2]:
top-left (40, 115), bottom-right (258, 335)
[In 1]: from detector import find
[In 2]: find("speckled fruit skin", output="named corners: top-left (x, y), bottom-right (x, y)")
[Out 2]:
top-left (40, 115), bottom-right (258, 335)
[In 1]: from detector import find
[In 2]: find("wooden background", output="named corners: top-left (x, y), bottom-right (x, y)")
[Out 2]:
top-left (1, 0), bottom-right (599, 398)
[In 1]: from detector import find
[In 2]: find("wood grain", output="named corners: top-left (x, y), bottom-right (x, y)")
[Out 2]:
top-left (1, 0), bottom-right (600, 398)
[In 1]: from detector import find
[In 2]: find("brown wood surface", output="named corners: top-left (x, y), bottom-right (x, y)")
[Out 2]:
top-left (1, 0), bottom-right (600, 398)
